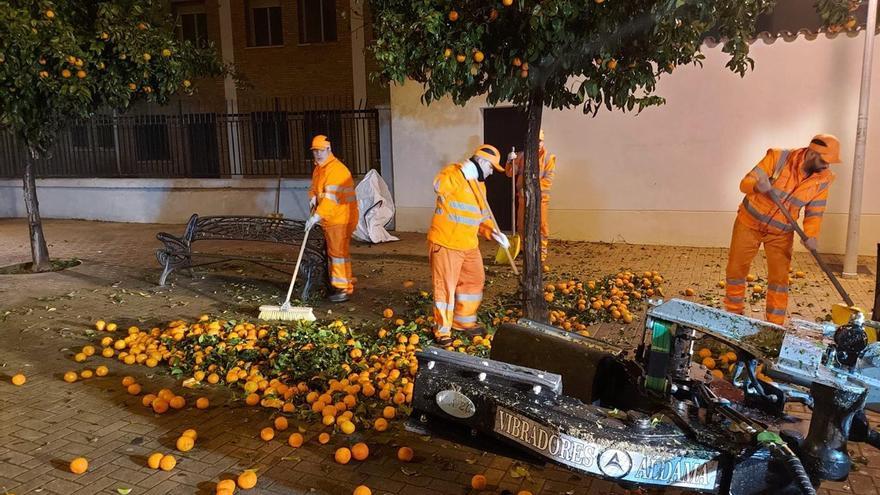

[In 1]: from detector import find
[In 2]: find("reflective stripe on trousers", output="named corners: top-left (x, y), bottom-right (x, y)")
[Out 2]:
top-left (324, 223), bottom-right (356, 294)
top-left (429, 242), bottom-right (485, 337)
top-left (724, 219), bottom-right (793, 325)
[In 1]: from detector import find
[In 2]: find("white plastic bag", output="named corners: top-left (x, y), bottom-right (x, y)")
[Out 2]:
top-left (353, 169), bottom-right (399, 243)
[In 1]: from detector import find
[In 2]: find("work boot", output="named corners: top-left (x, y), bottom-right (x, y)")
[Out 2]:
top-left (328, 290), bottom-right (350, 303)
top-left (455, 324), bottom-right (486, 338)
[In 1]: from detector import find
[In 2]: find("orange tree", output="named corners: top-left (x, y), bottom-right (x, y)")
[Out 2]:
top-left (369, 0), bottom-right (858, 320)
top-left (0, 1), bottom-right (224, 271)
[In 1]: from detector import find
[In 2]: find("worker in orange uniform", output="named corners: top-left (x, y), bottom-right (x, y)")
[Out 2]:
top-left (306, 135), bottom-right (359, 303)
top-left (724, 135), bottom-right (841, 325)
top-left (505, 129), bottom-right (556, 261)
top-left (428, 144), bottom-right (509, 345)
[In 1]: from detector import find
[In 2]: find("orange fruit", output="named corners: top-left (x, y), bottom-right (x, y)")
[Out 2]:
top-left (684, 288), bottom-right (696, 296)
top-left (147, 452), bottom-right (163, 469)
top-left (288, 432), bottom-right (304, 448)
top-left (752, 285), bottom-right (764, 294)
top-left (726, 352), bottom-right (738, 363)
top-left (274, 416), bottom-right (289, 431)
top-left (246, 393), bottom-right (260, 406)
top-left (335, 447), bottom-right (352, 464)
top-left (70, 457), bottom-right (89, 474)
top-left (80, 369), bottom-right (94, 379)
top-left (95, 366), bottom-right (109, 377)
top-left (11, 374), bottom-right (26, 386)
top-left (142, 394), bottom-right (157, 407)
top-left (106, 322), bottom-right (117, 332)
top-left (63, 371), bottom-right (78, 383)
top-left (95, 320), bottom-right (106, 331)
top-left (102, 348), bottom-right (114, 358)
top-left (207, 373), bottom-right (220, 384)
top-left (61, 68), bottom-right (72, 78)
top-left (182, 428), bottom-right (197, 440)
top-left (746, 274), bottom-right (757, 282)
top-left (382, 406), bottom-right (396, 419)
top-left (397, 447), bottom-right (414, 462)
top-left (318, 432), bottom-right (331, 444)
top-left (169, 396), bottom-right (185, 409)
top-left (448, 10), bottom-right (459, 21)
top-left (159, 454), bottom-right (176, 471)
top-left (152, 398), bottom-right (169, 414)
top-left (176, 436), bottom-right (195, 452)
top-left (217, 479), bottom-right (236, 491)
top-left (471, 474), bottom-right (487, 490)
top-left (473, 51), bottom-right (484, 63)
top-left (237, 470), bottom-right (257, 489)
top-left (353, 486), bottom-right (372, 495)
top-left (502, 0), bottom-right (513, 5)
top-left (82, 345), bottom-right (95, 356)
top-left (456, 54), bottom-right (466, 63)
top-left (260, 427), bottom-right (275, 441)
top-left (127, 383), bottom-right (142, 395)
top-left (402, 280), bottom-right (415, 288)
top-left (352, 442), bottom-right (369, 461)
top-left (373, 418), bottom-right (389, 432)
top-left (702, 357), bottom-right (716, 370)
top-left (518, 492), bottom-right (534, 495)
top-left (382, 308), bottom-right (394, 318)
top-left (697, 348), bottom-right (712, 359)
top-left (74, 352), bottom-right (87, 362)
top-left (122, 376), bottom-right (136, 387)
top-left (196, 397), bottom-right (210, 409)
top-left (340, 421), bottom-right (356, 434)
top-left (711, 369), bottom-right (724, 380)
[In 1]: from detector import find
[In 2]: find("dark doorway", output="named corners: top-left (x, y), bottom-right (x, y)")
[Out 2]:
top-left (186, 113), bottom-right (220, 178)
top-left (483, 107), bottom-right (528, 231)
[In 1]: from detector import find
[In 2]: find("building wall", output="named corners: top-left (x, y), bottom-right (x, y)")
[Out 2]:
top-left (390, 33), bottom-right (880, 255)
top-left (0, 178), bottom-right (312, 224)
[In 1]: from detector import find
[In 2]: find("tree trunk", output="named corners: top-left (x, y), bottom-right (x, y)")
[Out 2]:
top-left (22, 150), bottom-right (51, 272)
top-left (522, 89), bottom-right (547, 321)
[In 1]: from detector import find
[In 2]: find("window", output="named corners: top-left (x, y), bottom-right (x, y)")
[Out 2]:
top-left (248, 0), bottom-right (284, 47)
top-left (135, 116), bottom-right (170, 161)
top-left (251, 111), bottom-right (290, 160)
top-left (298, 0), bottom-right (337, 44)
top-left (179, 12), bottom-right (209, 48)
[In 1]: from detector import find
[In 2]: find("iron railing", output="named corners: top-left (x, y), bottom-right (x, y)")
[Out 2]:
top-left (0, 97), bottom-right (381, 179)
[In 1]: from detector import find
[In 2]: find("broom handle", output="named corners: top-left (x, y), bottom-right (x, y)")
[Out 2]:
top-left (767, 192), bottom-right (854, 306)
top-left (511, 147), bottom-right (516, 235)
top-left (471, 182), bottom-right (519, 276)
top-left (283, 223), bottom-right (312, 306)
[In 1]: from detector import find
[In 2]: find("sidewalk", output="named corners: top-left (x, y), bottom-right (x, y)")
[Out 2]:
top-left (0, 218), bottom-right (877, 495)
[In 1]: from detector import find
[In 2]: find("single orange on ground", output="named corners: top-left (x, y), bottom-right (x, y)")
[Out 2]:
top-left (397, 447), bottom-right (413, 462)
top-left (147, 452), bottom-right (163, 469)
top-left (352, 442), bottom-right (369, 461)
top-left (335, 447), bottom-right (352, 464)
top-left (69, 457), bottom-right (88, 474)
top-left (237, 470), bottom-right (257, 489)
top-left (471, 474), bottom-right (487, 490)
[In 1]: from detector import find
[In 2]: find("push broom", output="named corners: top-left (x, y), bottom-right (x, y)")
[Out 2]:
top-left (496, 146), bottom-right (522, 265)
top-left (767, 192), bottom-right (861, 324)
top-left (258, 223), bottom-right (317, 322)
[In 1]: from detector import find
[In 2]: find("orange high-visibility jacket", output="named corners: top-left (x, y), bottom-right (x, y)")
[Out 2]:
top-left (428, 163), bottom-right (497, 251)
top-left (737, 148), bottom-right (834, 238)
top-left (505, 148), bottom-right (556, 198)
top-left (309, 154), bottom-right (358, 226)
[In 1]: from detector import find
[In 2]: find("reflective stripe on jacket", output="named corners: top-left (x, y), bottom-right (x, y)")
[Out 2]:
top-left (309, 154), bottom-right (358, 226)
top-left (736, 148), bottom-right (834, 238)
top-left (427, 163), bottom-right (497, 251)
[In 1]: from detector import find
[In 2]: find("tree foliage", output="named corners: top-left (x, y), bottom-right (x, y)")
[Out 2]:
top-left (370, 0), bottom-right (860, 114)
top-left (0, 0), bottom-right (225, 155)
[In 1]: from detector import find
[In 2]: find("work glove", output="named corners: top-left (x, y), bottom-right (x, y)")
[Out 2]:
top-left (491, 231), bottom-right (510, 250)
top-left (460, 161), bottom-right (479, 181)
top-left (803, 237), bottom-right (818, 251)
top-left (305, 214), bottom-right (321, 232)
top-left (755, 175), bottom-right (772, 194)
top-left (507, 151), bottom-right (518, 163)
top-left (309, 196), bottom-right (316, 210)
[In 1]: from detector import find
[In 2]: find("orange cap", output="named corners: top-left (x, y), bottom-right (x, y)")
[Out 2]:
top-left (809, 134), bottom-right (841, 164)
top-left (311, 135), bottom-right (331, 150)
top-left (473, 144), bottom-right (504, 171)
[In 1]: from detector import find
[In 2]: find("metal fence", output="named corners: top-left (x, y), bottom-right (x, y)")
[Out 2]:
top-left (0, 97), bottom-right (381, 179)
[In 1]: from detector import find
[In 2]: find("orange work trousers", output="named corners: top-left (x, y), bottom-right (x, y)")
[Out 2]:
top-left (324, 223), bottom-right (356, 294)
top-left (429, 242), bottom-right (485, 338)
top-left (517, 195), bottom-right (550, 261)
top-left (724, 219), bottom-right (794, 325)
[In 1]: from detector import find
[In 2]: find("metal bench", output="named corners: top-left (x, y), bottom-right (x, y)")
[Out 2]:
top-left (156, 214), bottom-right (328, 299)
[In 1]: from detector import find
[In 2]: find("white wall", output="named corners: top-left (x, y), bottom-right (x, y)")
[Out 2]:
top-left (391, 33), bottom-right (880, 255)
top-left (0, 178), bottom-right (312, 224)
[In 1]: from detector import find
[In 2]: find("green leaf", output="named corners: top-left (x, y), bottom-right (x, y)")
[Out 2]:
top-left (117, 488), bottom-right (132, 495)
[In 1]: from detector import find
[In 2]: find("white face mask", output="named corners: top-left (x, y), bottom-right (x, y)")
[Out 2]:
top-left (475, 158), bottom-right (493, 180)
